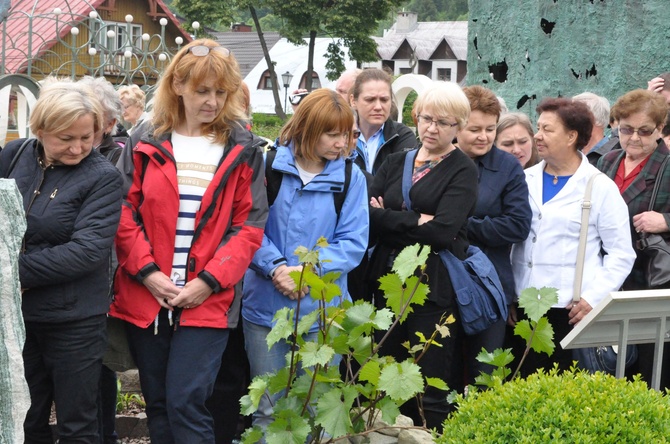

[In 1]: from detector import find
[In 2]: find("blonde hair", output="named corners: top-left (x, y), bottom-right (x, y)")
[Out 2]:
top-left (414, 81), bottom-right (471, 129)
top-left (279, 89), bottom-right (354, 161)
top-left (151, 38), bottom-right (247, 145)
top-left (118, 84), bottom-right (146, 109)
top-left (30, 79), bottom-right (103, 136)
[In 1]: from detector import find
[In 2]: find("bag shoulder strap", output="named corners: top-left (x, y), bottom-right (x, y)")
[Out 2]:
top-left (648, 155), bottom-right (670, 212)
top-left (265, 146), bottom-right (350, 219)
top-left (7, 138), bottom-right (34, 176)
top-left (264, 147), bottom-right (282, 207)
top-left (401, 149), bottom-right (418, 211)
top-left (333, 159), bottom-right (352, 221)
top-left (573, 172), bottom-right (603, 302)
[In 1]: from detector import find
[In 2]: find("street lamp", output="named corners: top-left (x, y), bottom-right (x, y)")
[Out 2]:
top-left (281, 71), bottom-right (293, 114)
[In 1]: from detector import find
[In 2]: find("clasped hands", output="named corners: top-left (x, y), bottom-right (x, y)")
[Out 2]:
top-left (143, 272), bottom-right (213, 310)
top-left (272, 264), bottom-right (308, 300)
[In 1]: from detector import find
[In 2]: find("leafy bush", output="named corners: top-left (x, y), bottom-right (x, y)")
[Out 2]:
top-left (251, 113), bottom-right (284, 141)
top-left (240, 242), bottom-right (449, 443)
top-left (440, 368), bottom-right (670, 443)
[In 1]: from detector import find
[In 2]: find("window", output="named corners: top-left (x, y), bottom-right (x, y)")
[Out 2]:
top-left (399, 67), bottom-right (412, 74)
top-left (90, 19), bottom-right (143, 52)
top-left (437, 68), bottom-right (452, 81)
top-left (264, 76), bottom-right (273, 89)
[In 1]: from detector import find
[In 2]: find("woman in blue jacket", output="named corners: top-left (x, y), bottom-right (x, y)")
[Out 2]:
top-left (456, 85), bottom-right (531, 384)
top-left (242, 88), bottom-right (369, 432)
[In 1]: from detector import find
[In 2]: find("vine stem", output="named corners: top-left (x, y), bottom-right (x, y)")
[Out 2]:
top-left (510, 321), bottom-right (538, 381)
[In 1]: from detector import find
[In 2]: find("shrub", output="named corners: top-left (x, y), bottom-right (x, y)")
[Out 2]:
top-left (439, 368), bottom-right (670, 443)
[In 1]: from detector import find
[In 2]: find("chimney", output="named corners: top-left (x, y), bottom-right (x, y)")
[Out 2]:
top-left (396, 11), bottom-right (417, 34)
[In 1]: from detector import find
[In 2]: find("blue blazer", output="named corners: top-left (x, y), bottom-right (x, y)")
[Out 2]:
top-left (467, 146), bottom-right (531, 304)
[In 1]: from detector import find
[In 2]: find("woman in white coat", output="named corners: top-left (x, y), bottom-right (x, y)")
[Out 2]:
top-left (511, 97), bottom-right (636, 376)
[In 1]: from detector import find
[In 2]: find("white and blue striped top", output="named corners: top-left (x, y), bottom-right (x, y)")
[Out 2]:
top-left (170, 132), bottom-right (224, 286)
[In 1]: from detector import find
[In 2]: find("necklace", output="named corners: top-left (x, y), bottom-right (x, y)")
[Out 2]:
top-left (552, 175), bottom-right (558, 185)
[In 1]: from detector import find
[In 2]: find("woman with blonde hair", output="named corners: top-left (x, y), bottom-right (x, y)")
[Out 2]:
top-left (0, 79), bottom-right (123, 443)
top-left (495, 112), bottom-right (539, 168)
top-left (368, 81), bottom-right (477, 430)
top-left (242, 88), bottom-right (369, 433)
top-left (110, 39), bottom-right (268, 443)
top-left (118, 84), bottom-right (146, 134)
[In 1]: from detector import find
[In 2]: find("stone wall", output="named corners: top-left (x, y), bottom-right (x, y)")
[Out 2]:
top-left (467, 1), bottom-right (670, 119)
top-left (0, 179), bottom-right (29, 444)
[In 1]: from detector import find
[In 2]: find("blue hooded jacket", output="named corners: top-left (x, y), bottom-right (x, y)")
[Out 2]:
top-left (242, 144), bottom-right (369, 329)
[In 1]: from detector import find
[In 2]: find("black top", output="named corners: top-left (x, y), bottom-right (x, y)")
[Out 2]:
top-left (368, 148), bottom-right (478, 308)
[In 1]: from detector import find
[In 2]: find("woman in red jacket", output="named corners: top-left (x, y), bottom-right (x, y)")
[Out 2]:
top-left (110, 39), bottom-right (268, 443)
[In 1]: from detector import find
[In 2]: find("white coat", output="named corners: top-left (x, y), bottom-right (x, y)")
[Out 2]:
top-left (511, 153), bottom-right (636, 309)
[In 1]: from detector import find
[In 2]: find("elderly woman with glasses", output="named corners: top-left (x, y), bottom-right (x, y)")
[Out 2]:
top-left (511, 97), bottom-right (635, 376)
top-left (110, 38), bottom-right (268, 443)
top-left (597, 89), bottom-right (670, 387)
top-left (368, 81), bottom-right (477, 430)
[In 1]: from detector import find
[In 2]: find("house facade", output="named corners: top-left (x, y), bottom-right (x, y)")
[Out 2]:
top-left (365, 11), bottom-right (468, 84)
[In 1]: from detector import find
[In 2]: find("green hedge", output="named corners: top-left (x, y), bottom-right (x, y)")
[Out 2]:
top-left (250, 113), bottom-right (284, 142)
top-left (439, 369), bottom-right (670, 443)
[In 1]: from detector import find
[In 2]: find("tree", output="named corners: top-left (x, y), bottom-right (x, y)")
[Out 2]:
top-left (171, 0), bottom-right (237, 35)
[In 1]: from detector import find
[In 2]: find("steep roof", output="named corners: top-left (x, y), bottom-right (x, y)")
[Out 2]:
top-left (374, 21), bottom-right (468, 61)
top-left (2, 0), bottom-right (190, 74)
top-left (211, 30), bottom-right (282, 78)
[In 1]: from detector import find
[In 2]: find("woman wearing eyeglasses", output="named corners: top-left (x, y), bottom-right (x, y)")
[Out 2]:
top-left (597, 89), bottom-right (670, 387)
top-left (455, 86), bottom-right (531, 385)
top-left (511, 97), bottom-right (635, 376)
top-left (367, 81), bottom-right (477, 430)
top-left (110, 39), bottom-right (268, 443)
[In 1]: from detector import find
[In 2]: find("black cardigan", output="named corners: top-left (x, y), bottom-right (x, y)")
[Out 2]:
top-left (368, 148), bottom-right (478, 309)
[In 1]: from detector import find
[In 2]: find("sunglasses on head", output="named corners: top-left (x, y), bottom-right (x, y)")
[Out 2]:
top-left (289, 92), bottom-right (310, 106)
top-left (188, 45), bottom-right (230, 57)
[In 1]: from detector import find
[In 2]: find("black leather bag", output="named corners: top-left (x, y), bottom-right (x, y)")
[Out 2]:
top-left (637, 233), bottom-right (670, 288)
top-left (573, 345), bottom-right (638, 375)
top-left (637, 155), bottom-right (670, 289)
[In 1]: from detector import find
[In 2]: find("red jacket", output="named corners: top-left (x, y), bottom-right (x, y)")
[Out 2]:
top-left (110, 127), bottom-right (268, 328)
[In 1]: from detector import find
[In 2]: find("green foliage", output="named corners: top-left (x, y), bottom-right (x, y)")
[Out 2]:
top-left (240, 243), bottom-right (448, 443)
top-left (115, 379), bottom-right (145, 411)
top-left (250, 113), bottom-right (283, 141)
top-left (474, 286), bottom-right (558, 386)
top-left (439, 368), bottom-right (670, 443)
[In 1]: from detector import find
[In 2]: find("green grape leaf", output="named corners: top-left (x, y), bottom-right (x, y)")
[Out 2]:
top-left (296, 311), bottom-right (319, 336)
top-left (531, 316), bottom-right (555, 355)
top-left (322, 281), bottom-right (342, 303)
top-left (376, 396), bottom-right (401, 425)
top-left (268, 307), bottom-right (294, 347)
top-left (349, 334), bottom-right (372, 364)
top-left (321, 271), bottom-right (341, 283)
top-left (378, 360), bottom-right (424, 402)
top-left (315, 386), bottom-right (357, 438)
top-left (425, 377), bottom-right (449, 391)
top-left (392, 244), bottom-right (431, 282)
top-left (300, 269), bottom-right (324, 295)
top-left (378, 273), bottom-right (404, 318)
top-left (240, 377), bottom-right (267, 415)
top-left (359, 360), bottom-right (381, 385)
top-left (476, 347), bottom-right (515, 368)
top-left (300, 342), bottom-right (335, 367)
top-left (294, 245), bottom-right (319, 265)
top-left (518, 286), bottom-right (558, 323)
top-left (266, 367), bottom-right (291, 395)
top-left (266, 412), bottom-right (310, 444)
top-left (315, 236), bottom-right (329, 248)
top-left (515, 317), bottom-right (555, 355)
top-left (241, 426), bottom-right (263, 444)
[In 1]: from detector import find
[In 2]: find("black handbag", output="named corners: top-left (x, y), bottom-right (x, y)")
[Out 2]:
top-left (636, 155), bottom-right (670, 289)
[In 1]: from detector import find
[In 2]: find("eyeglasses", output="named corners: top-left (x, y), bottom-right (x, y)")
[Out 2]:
top-left (188, 45), bottom-right (230, 57)
top-left (417, 114), bottom-right (458, 129)
top-left (352, 130), bottom-right (361, 139)
top-left (619, 126), bottom-right (656, 137)
top-left (289, 92), bottom-right (309, 106)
